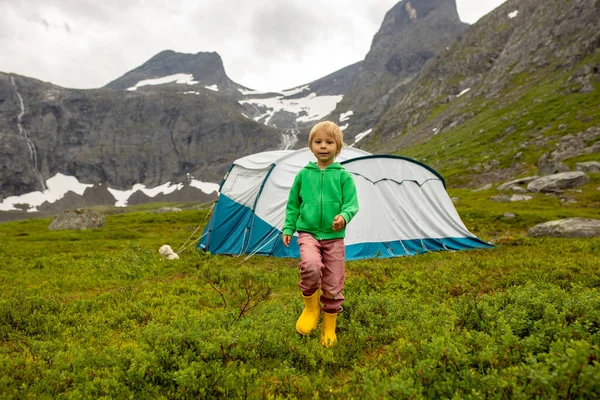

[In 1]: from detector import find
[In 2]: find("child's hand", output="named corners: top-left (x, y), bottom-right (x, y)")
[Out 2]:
top-left (332, 215), bottom-right (346, 231)
top-left (282, 234), bottom-right (291, 247)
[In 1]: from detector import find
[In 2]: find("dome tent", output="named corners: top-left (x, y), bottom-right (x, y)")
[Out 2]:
top-left (198, 148), bottom-right (492, 260)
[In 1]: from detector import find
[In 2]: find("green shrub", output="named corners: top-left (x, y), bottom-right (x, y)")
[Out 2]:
top-left (0, 208), bottom-right (599, 398)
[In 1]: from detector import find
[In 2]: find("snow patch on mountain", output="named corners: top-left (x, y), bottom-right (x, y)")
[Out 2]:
top-left (108, 182), bottom-right (179, 207)
top-left (0, 173), bottom-right (219, 211)
top-left (280, 85), bottom-right (310, 97)
top-left (0, 173), bottom-right (92, 211)
top-left (240, 92), bottom-right (343, 124)
top-left (127, 73), bottom-right (199, 91)
top-left (351, 128), bottom-right (373, 146)
top-left (108, 177), bottom-right (218, 207)
top-left (339, 111), bottom-right (354, 122)
top-left (238, 88), bottom-right (268, 95)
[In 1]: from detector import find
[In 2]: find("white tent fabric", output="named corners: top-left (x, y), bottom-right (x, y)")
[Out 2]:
top-left (342, 156), bottom-right (473, 245)
top-left (199, 148), bottom-right (491, 260)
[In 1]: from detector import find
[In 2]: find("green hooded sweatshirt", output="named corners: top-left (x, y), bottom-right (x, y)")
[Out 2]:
top-left (283, 162), bottom-right (359, 240)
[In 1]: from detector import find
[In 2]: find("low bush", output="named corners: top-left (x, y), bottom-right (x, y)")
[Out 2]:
top-left (0, 209), bottom-right (599, 398)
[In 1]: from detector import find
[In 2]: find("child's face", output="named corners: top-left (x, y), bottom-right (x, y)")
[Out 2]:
top-left (311, 131), bottom-right (338, 167)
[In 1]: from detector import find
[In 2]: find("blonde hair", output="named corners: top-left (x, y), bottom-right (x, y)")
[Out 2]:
top-left (308, 121), bottom-right (344, 156)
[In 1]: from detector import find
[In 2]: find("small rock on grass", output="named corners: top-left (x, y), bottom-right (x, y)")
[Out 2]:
top-left (528, 218), bottom-right (600, 238)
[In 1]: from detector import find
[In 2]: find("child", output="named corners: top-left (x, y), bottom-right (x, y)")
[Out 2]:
top-left (281, 121), bottom-right (359, 348)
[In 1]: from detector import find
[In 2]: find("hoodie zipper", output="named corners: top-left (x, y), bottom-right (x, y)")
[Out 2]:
top-left (319, 169), bottom-right (324, 240)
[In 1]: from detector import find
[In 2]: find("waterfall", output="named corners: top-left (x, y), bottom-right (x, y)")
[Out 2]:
top-left (280, 127), bottom-right (298, 150)
top-left (10, 76), bottom-right (46, 190)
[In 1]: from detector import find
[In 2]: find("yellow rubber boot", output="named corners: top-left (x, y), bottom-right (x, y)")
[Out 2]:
top-left (296, 291), bottom-right (321, 336)
top-left (320, 312), bottom-right (338, 348)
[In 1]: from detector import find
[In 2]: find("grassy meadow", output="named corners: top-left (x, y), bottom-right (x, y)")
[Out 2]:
top-left (1, 189), bottom-right (599, 399)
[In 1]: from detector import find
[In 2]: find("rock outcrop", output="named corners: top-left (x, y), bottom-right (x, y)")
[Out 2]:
top-left (527, 171), bottom-right (590, 193)
top-left (575, 161), bottom-right (600, 173)
top-left (329, 0), bottom-right (469, 141)
top-left (48, 209), bottom-right (105, 231)
top-left (0, 70), bottom-right (281, 198)
top-left (528, 218), bottom-right (600, 238)
top-left (497, 176), bottom-right (539, 191)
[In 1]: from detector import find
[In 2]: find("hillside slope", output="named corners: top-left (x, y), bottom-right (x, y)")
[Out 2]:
top-left (361, 0), bottom-right (600, 187)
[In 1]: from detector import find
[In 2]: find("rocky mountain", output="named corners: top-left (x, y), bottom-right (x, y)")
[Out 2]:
top-left (328, 0), bottom-right (469, 142)
top-left (239, 61), bottom-right (364, 133)
top-left (2, 0), bottom-right (598, 218)
top-left (0, 70), bottom-right (281, 200)
top-left (104, 50), bottom-right (249, 97)
top-left (356, 0), bottom-right (600, 186)
top-left (283, 61), bottom-right (363, 99)
top-left (0, 45), bottom-right (369, 214)
top-left (103, 49), bottom-right (364, 133)
top-left (0, 0), bottom-right (471, 215)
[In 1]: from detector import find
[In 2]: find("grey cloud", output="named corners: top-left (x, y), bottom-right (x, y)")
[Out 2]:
top-left (5, 0), bottom-right (140, 24)
top-left (249, 1), bottom-right (325, 58)
top-left (45, 0), bottom-right (133, 22)
top-left (2, 0), bottom-right (456, 91)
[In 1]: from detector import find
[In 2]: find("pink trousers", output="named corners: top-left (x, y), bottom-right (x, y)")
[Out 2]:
top-left (297, 232), bottom-right (346, 313)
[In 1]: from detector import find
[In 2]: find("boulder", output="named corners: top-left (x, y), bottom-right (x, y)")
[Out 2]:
top-left (49, 209), bottom-right (105, 231)
top-left (537, 153), bottom-right (568, 176)
top-left (491, 195), bottom-right (510, 202)
top-left (510, 194), bottom-right (532, 202)
top-left (528, 218), bottom-right (600, 238)
top-left (497, 176), bottom-right (538, 191)
top-left (551, 135), bottom-right (586, 160)
top-left (586, 141), bottom-right (600, 153)
top-left (575, 161), bottom-right (600, 173)
top-left (527, 171), bottom-right (590, 193)
top-left (472, 183), bottom-right (492, 192)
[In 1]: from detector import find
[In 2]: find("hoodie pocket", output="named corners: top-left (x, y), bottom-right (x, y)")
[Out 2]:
top-left (299, 203), bottom-right (321, 231)
top-left (323, 201), bottom-right (341, 230)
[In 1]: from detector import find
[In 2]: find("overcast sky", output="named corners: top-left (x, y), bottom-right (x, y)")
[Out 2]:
top-left (0, 0), bottom-right (507, 92)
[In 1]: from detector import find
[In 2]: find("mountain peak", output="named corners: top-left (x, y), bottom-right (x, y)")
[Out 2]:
top-left (104, 50), bottom-right (241, 93)
top-left (331, 0), bottom-right (468, 137)
top-left (374, 0), bottom-right (465, 48)
top-left (146, 50), bottom-right (222, 64)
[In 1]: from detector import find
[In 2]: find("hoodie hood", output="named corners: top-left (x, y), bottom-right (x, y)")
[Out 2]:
top-left (306, 161), bottom-right (343, 170)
